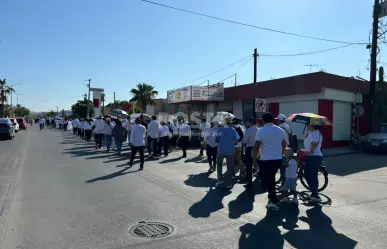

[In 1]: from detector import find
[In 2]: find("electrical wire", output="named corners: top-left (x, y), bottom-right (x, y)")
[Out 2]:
top-left (192, 54), bottom-right (252, 82)
top-left (260, 44), bottom-right (354, 57)
top-left (140, 0), bottom-right (367, 45)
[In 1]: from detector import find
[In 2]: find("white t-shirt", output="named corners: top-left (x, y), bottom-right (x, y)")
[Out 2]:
top-left (286, 158), bottom-right (298, 178)
top-left (205, 127), bottom-right (218, 148)
top-left (159, 125), bottom-right (170, 137)
top-left (148, 120), bottom-right (160, 139)
top-left (130, 124), bottom-right (146, 147)
top-left (39, 118), bottom-right (45, 124)
top-left (93, 119), bottom-right (105, 134)
top-left (303, 130), bottom-right (323, 156)
top-left (279, 122), bottom-right (291, 147)
top-left (83, 123), bottom-right (91, 130)
top-left (233, 124), bottom-right (244, 148)
top-left (255, 123), bottom-right (286, 161)
top-left (199, 122), bottom-right (211, 137)
top-left (179, 123), bottom-right (191, 137)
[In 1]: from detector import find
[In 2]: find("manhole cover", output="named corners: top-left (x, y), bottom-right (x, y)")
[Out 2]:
top-left (129, 221), bottom-right (174, 239)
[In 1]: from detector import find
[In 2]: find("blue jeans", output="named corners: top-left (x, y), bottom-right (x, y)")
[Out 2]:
top-left (115, 139), bottom-right (123, 154)
top-left (105, 135), bottom-right (112, 151)
top-left (304, 156), bottom-right (323, 198)
top-left (216, 154), bottom-right (234, 185)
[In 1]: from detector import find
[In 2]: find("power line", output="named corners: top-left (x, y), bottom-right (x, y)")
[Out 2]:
top-left (260, 44), bottom-right (354, 57)
top-left (140, 0), bottom-right (367, 45)
top-left (192, 54), bottom-right (252, 82)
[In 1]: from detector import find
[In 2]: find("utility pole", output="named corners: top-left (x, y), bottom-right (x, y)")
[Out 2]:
top-left (10, 84), bottom-right (22, 107)
top-left (57, 106), bottom-right (59, 117)
top-left (253, 48), bottom-right (258, 84)
top-left (113, 92), bottom-right (116, 109)
top-left (304, 64), bottom-right (319, 73)
top-left (86, 79), bottom-right (91, 118)
top-left (369, 0), bottom-right (380, 132)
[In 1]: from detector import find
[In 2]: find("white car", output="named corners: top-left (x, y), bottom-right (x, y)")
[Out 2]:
top-left (9, 118), bottom-right (20, 133)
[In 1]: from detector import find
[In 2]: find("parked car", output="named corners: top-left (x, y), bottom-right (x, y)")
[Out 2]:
top-left (361, 123), bottom-right (387, 152)
top-left (17, 117), bottom-right (28, 130)
top-left (0, 118), bottom-right (15, 139)
top-left (9, 118), bottom-right (20, 133)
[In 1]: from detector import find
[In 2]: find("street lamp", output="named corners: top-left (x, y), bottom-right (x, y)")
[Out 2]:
top-left (10, 84), bottom-right (23, 107)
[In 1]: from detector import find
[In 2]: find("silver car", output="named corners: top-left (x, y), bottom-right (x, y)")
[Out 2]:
top-left (0, 118), bottom-right (15, 140)
top-left (361, 123), bottom-right (387, 152)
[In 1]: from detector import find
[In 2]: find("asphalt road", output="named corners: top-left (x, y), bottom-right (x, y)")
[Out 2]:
top-left (1, 127), bottom-right (387, 248)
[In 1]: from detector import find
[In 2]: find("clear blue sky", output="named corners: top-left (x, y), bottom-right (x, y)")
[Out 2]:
top-left (0, 0), bottom-right (376, 111)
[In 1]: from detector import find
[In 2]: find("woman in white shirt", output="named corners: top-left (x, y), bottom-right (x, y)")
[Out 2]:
top-left (159, 121), bottom-right (170, 157)
top-left (204, 121), bottom-right (219, 172)
top-left (303, 124), bottom-right (323, 203)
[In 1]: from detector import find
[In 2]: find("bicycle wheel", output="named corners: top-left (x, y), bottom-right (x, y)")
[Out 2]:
top-left (299, 167), bottom-right (329, 192)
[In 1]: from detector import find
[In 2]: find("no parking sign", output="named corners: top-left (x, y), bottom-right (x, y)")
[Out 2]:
top-left (255, 98), bottom-right (266, 112)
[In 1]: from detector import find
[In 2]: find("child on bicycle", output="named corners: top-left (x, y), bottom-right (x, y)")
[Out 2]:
top-left (280, 148), bottom-right (298, 204)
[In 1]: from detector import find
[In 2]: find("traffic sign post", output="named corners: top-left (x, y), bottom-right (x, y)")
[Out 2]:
top-left (255, 98), bottom-right (267, 112)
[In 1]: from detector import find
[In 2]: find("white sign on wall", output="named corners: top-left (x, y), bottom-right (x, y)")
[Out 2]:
top-left (255, 98), bottom-right (267, 112)
top-left (191, 84), bottom-right (224, 101)
top-left (167, 87), bottom-right (191, 103)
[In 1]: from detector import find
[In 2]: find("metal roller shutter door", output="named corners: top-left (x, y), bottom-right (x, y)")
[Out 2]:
top-left (333, 101), bottom-right (351, 141)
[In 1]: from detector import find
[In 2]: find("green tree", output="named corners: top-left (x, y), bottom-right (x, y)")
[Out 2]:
top-left (14, 105), bottom-right (30, 117)
top-left (0, 79), bottom-right (15, 117)
top-left (71, 99), bottom-right (93, 118)
top-left (129, 83), bottom-right (158, 112)
top-left (44, 110), bottom-right (57, 118)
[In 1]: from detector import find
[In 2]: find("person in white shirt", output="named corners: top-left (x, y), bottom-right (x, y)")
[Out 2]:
top-left (147, 116), bottom-right (160, 158)
top-left (78, 120), bottom-right (84, 138)
top-left (178, 121), bottom-right (191, 158)
top-left (63, 119), bottom-right (69, 131)
top-left (168, 120), bottom-right (178, 151)
top-left (129, 118), bottom-right (146, 169)
top-left (103, 119), bottom-right (114, 152)
top-left (204, 121), bottom-right (219, 172)
top-left (302, 124), bottom-right (323, 203)
top-left (159, 121), bottom-right (171, 157)
top-left (242, 118), bottom-right (258, 189)
top-left (72, 119), bottom-right (79, 135)
top-left (279, 148), bottom-right (298, 204)
top-left (277, 113), bottom-right (293, 185)
top-left (199, 118), bottom-right (211, 156)
top-left (83, 120), bottom-right (92, 141)
top-left (93, 116), bottom-right (105, 149)
top-left (39, 118), bottom-right (45, 130)
top-left (253, 112), bottom-right (286, 211)
top-left (231, 118), bottom-right (246, 178)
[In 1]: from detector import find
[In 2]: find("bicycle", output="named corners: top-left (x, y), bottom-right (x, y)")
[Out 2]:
top-left (274, 156), bottom-right (329, 192)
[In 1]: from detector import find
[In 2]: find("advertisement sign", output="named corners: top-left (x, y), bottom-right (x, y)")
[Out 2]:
top-left (92, 90), bottom-right (103, 117)
top-left (167, 87), bottom-right (191, 103)
top-left (191, 84), bottom-right (224, 101)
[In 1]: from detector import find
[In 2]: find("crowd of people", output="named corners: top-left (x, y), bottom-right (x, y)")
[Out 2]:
top-left (49, 112), bottom-right (324, 211)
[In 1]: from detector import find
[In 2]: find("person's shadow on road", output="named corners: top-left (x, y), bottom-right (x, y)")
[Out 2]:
top-left (283, 206), bottom-right (357, 249)
top-left (184, 172), bottom-right (217, 188)
top-left (85, 167), bottom-right (140, 183)
top-left (188, 187), bottom-right (231, 218)
top-left (228, 190), bottom-right (255, 219)
top-left (239, 210), bottom-right (284, 249)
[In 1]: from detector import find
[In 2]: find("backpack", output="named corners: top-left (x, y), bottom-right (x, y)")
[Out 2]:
top-left (282, 126), bottom-right (298, 152)
top-left (233, 126), bottom-right (244, 142)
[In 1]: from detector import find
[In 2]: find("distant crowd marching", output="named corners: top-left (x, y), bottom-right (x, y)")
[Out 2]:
top-left (38, 112), bottom-right (324, 211)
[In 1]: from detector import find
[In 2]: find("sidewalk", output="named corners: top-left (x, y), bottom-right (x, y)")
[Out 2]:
top-left (323, 146), bottom-right (360, 157)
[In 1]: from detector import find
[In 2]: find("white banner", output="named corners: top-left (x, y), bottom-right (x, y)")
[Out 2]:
top-left (191, 84), bottom-right (224, 101)
top-left (167, 87), bottom-right (191, 103)
top-left (92, 90), bottom-right (103, 118)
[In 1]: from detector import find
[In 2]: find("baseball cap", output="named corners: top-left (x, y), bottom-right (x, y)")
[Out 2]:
top-left (277, 114), bottom-right (286, 121)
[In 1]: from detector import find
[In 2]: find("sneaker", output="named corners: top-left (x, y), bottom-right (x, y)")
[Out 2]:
top-left (266, 203), bottom-right (280, 211)
top-left (215, 181), bottom-right (225, 188)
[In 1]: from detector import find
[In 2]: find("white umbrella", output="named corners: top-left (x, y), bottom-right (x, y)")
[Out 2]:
top-left (112, 109), bottom-right (129, 117)
top-left (211, 112), bottom-right (235, 123)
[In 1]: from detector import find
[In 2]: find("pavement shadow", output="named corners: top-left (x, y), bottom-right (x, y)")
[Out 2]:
top-left (184, 172), bottom-right (217, 188)
top-left (188, 187), bottom-right (231, 218)
top-left (159, 156), bottom-right (182, 164)
top-left (228, 190), bottom-right (255, 219)
top-left (283, 206), bottom-right (357, 249)
top-left (239, 210), bottom-right (284, 249)
top-left (298, 191), bottom-right (332, 206)
top-left (64, 150), bottom-right (99, 157)
top-left (184, 155), bottom-right (207, 164)
top-left (85, 167), bottom-right (140, 183)
top-left (324, 153), bottom-right (387, 176)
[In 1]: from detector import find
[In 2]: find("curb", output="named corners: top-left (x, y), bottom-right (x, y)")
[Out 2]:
top-left (324, 151), bottom-right (360, 158)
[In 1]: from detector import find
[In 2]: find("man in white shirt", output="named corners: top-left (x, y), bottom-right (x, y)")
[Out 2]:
top-left (178, 121), bottom-right (191, 158)
top-left (242, 118), bottom-right (258, 189)
top-left (39, 117), bottom-right (45, 130)
top-left (147, 115), bottom-right (160, 158)
top-left (232, 118), bottom-right (246, 178)
top-left (72, 119), bottom-right (78, 135)
top-left (93, 116), bottom-right (106, 149)
top-left (129, 118), bottom-right (146, 170)
top-left (253, 112), bottom-right (286, 211)
top-left (199, 118), bottom-right (211, 156)
top-left (277, 113), bottom-right (292, 184)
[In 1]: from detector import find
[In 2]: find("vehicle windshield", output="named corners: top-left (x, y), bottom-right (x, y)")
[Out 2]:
top-left (379, 125), bottom-right (387, 133)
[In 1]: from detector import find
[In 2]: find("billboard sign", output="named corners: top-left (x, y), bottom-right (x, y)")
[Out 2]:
top-left (167, 87), bottom-right (191, 103)
top-left (191, 84), bottom-right (224, 101)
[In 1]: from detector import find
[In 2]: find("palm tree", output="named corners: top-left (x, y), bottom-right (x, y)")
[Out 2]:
top-left (129, 83), bottom-right (158, 113)
top-left (0, 79), bottom-right (15, 117)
